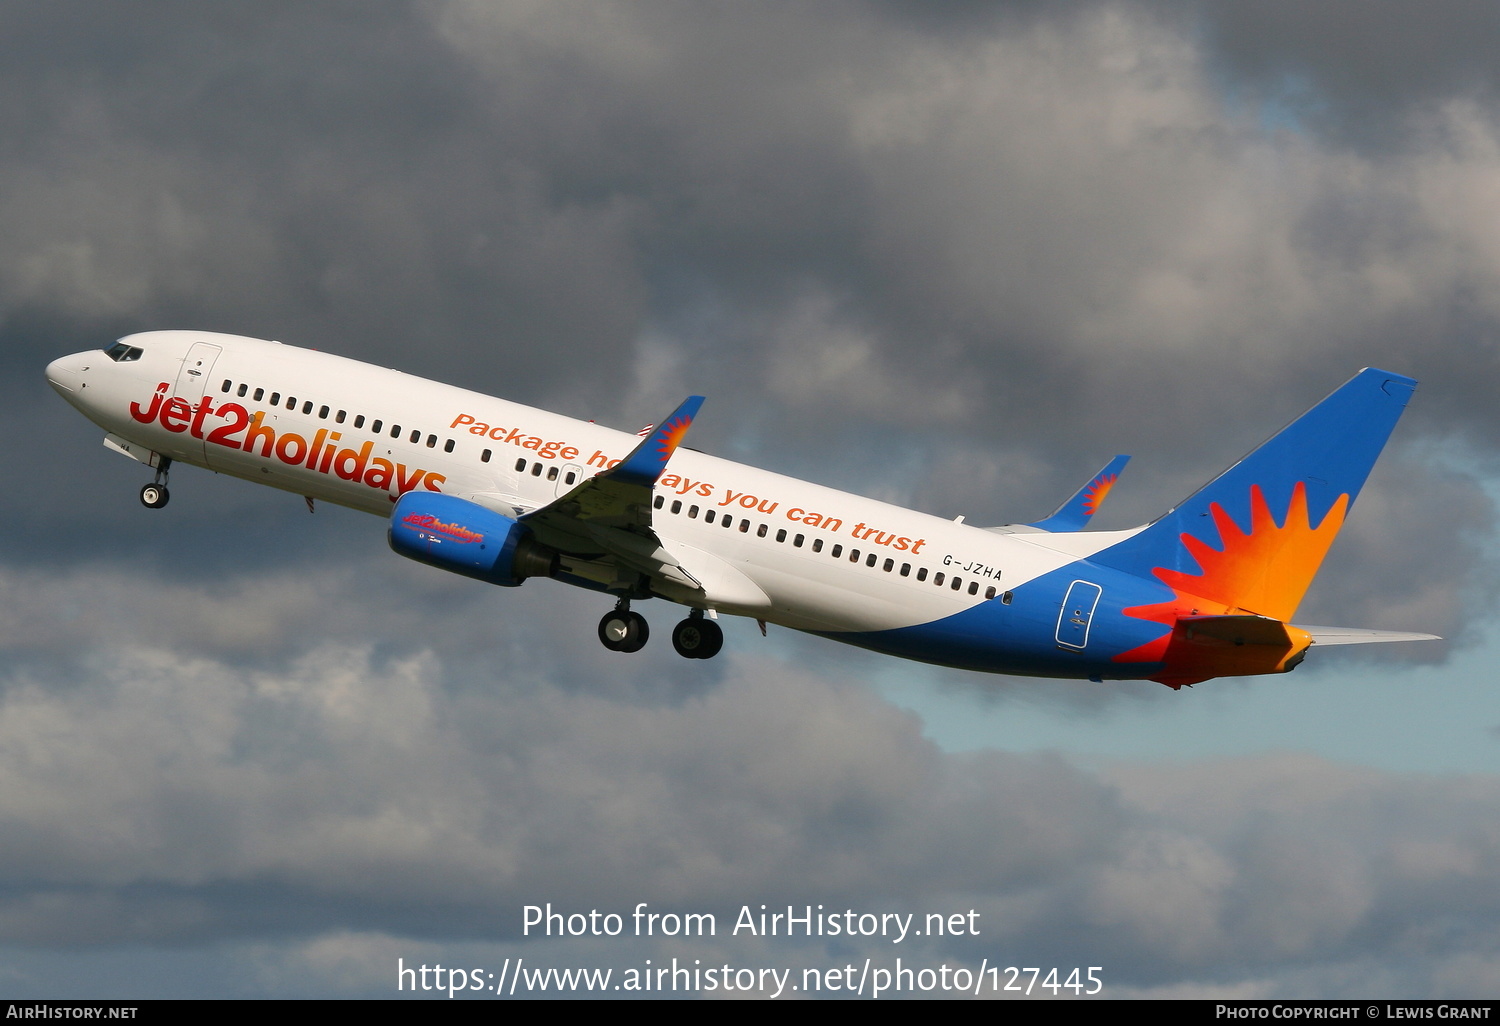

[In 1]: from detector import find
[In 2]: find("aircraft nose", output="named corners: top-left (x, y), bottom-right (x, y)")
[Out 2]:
top-left (45, 352), bottom-right (89, 395)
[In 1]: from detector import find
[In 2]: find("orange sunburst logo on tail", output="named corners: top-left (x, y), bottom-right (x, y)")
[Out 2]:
top-left (1082, 473), bottom-right (1119, 517)
top-left (1115, 482), bottom-right (1348, 666)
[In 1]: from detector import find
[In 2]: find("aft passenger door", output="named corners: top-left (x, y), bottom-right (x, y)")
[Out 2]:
top-left (1055, 580), bottom-right (1102, 650)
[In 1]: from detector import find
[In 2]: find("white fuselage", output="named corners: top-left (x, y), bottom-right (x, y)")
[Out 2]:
top-left (46, 331), bottom-right (1128, 638)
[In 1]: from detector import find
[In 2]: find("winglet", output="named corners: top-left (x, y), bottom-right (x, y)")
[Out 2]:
top-left (1029, 455), bottom-right (1130, 532)
top-left (602, 396), bottom-right (705, 488)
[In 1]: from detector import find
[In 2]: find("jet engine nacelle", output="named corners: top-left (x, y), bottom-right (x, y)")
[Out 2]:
top-left (389, 492), bottom-right (558, 587)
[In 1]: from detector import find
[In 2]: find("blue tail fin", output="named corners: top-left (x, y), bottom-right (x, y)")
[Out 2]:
top-left (1094, 368), bottom-right (1416, 623)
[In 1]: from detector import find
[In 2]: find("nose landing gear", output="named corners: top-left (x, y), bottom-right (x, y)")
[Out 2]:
top-left (139, 457), bottom-right (173, 509)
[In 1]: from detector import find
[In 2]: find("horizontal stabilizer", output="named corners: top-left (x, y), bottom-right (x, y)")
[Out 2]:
top-left (1150, 614), bottom-right (1313, 689)
top-left (1299, 625), bottom-right (1443, 646)
top-left (1176, 613), bottom-right (1299, 646)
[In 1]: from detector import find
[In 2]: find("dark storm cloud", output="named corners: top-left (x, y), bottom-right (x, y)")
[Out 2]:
top-left (12, 1), bottom-right (1500, 449)
top-left (1190, 0), bottom-right (1500, 143)
top-left (0, 1), bottom-right (653, 406)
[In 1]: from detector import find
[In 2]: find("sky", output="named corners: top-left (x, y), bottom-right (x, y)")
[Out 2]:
top-left (7, 0), bottom-right (1500, 1000)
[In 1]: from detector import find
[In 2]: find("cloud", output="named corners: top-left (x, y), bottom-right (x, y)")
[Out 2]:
top-left (3, 584), bottom-right (1500, 995)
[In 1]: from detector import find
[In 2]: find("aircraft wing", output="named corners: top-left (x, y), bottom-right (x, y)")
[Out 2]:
top-left (519, 396), bottom-right (716, 594)
top-left (1028, 455), bottom-right (1130, 531)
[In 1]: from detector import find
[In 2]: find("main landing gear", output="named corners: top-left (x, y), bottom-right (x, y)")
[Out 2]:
top-left (139, 456), bottom-right (172, 509)
top-left (671, 611), bottom-right (723, 660)
top-left (597, 602), bottom-right (724, 660)
top-left (598, 601), bottom-right (649, 654)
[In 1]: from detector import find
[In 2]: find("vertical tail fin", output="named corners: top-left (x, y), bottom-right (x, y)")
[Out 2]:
top-left (1095, 369), bottom-right (1416, 623)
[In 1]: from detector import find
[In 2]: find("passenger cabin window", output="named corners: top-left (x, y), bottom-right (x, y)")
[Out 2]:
top-left (303, 401), bottom-right (313, 415)
top-left (515, 458), bottom-right (527, 472)
top-left (354, 415), bottom-right (364, 428)
top-left (319, 405), bottom-right (330, 420)
top-left (336, 410), bottom-right (346, 424)
top-left (444, 439), bottom-right (455, 453)
top-left (237, 384), bottom-right (248, 397)
top-left (253, 387), bottom-right (264, 401)
top-left (481, 449), bottom-right (492, 463)
top-left (654, 496), bottom-right (665, 509)
top-left (221, 379), bottom-right (232, 393)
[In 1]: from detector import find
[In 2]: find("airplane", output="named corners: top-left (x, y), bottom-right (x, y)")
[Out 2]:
top-left (45, 331), bottom-right (1438, 688)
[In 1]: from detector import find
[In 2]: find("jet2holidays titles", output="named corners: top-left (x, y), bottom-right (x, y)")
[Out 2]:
top-left (127, 382), bottom-right (932, 553)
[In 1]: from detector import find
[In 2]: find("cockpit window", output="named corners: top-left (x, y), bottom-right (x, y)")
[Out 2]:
top-left (103, 342), bottom-right (143, 362)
